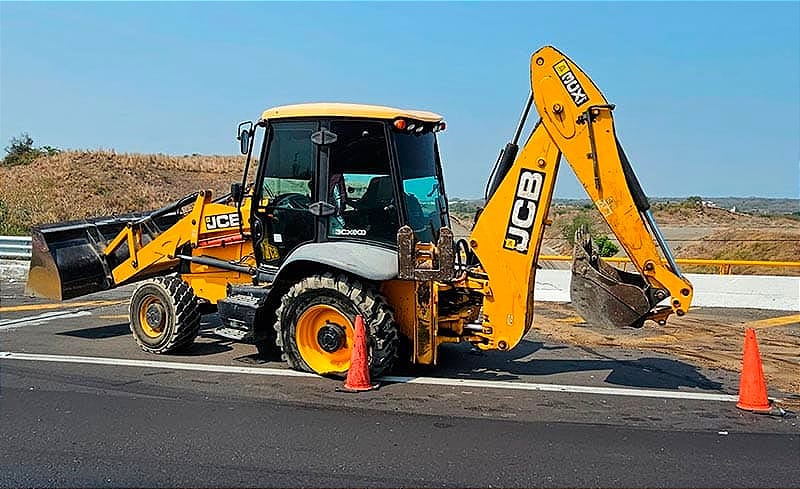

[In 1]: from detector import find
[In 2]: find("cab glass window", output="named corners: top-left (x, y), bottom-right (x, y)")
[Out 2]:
top-left (262, 121), bottom-right (316, 203)
top-left (327, 121), bottom-right (399, 243)
top-left (394, 131), bottom-right (448, 242)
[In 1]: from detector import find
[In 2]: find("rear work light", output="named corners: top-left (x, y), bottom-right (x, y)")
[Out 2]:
top-left (393, 118), bottom-right (446, 133)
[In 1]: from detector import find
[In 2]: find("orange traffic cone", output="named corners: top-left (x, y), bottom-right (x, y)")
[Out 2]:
top-left (736, 328), bottom-right (771, 413)
top-left (342, 315), bottom-right (378, 392)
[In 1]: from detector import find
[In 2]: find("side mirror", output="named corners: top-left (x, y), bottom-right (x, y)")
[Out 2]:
top-left (238, 130), bottom-right (250, 155)
top-left (237, 120), bottom-right (254, 155)
top-left (230, 182), bottom-right (243, 203)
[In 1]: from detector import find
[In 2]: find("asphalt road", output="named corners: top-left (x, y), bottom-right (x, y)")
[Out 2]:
top-left (1, 277), bottom-right (799, 487)
top-left (2, 361), bottom-right (799, 488)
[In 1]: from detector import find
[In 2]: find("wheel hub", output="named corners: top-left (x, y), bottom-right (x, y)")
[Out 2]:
top-left (144, 302), bottom-right (165, 331)
top-left (317, 322), bottom-right (346, 353)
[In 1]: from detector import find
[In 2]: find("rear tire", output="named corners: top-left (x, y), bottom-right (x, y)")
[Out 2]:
top-left (274, 273), bottom-right (399, 377)
top-left (129, 276), bottom-right (201, 354)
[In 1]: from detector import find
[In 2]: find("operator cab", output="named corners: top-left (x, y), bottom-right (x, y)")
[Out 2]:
top-left (240, 103), bottom-right (449, 270)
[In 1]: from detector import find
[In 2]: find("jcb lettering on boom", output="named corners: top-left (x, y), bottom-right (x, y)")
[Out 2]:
top-left (503, 169), bottom-right (544, 254)
top-left (205, 213), bottom-right (240, 230)
top-left (554, 59), bottom-right (589, 107)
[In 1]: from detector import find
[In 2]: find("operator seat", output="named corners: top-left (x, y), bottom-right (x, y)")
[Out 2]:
top-left (359, 175), bottom-right (394, 209)
top-left (354, 175), bottom-right (398, 241)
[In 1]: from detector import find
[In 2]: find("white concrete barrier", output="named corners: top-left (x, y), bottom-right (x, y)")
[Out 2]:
top-left (534, 270), bottom-right (800, 311)
top-left (684, 273), bottom-right (800, 311)
top-left (0, 259), bottom-right (29, 281)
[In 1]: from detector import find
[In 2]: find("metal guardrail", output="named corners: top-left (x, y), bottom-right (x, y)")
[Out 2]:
top-left (0, 236), bottom-right (32, 259)
top-left (539, 255), bottom-right (800, 275)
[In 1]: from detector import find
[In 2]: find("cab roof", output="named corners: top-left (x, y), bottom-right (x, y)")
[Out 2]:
top-left (260, 102), bottom-right (443, 123)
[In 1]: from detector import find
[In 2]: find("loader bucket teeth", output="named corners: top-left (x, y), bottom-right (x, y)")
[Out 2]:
top-left (569, 226), bottom-right (654, 329)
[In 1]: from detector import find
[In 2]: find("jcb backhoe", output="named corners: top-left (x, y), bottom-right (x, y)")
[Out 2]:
top-left (26, 46), bottom-right (693, 377)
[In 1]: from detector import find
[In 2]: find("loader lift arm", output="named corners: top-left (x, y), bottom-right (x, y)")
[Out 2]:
top-left (105, 190), bottom-right (256, 288)
top-left (467, 45), bottom-right (693, 351)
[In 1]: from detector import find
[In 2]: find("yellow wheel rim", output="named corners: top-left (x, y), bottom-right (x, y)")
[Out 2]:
top-left (295, 304), bottom-right (354, 375)
top-left (138, 295), bottom-right (166, 338)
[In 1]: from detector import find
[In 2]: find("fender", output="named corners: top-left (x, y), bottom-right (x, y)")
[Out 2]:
top-left (275, 241), bottom-right (398, 282)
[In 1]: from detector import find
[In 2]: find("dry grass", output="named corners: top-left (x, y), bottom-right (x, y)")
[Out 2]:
top-left (677, 229), bottom-right (800, 275)
top-left (0, 150), bottom-right (245, 233)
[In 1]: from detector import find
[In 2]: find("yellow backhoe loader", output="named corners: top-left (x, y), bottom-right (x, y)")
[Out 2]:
top-left (26, 45), bottom-right (693, 377)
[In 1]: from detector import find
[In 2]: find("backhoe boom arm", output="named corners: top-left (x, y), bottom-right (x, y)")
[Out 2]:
top-left (468, 46), bottom-right (693, 351)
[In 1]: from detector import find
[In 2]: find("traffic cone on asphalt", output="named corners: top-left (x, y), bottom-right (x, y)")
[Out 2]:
top-left (736, 328), bottom-right (771, 413)
top-left (342, 315), bottom-right (378, 392)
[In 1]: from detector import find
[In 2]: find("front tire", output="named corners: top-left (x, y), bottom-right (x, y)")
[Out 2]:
top-left (129, 276), bottom-right (201, 354)
top-left (274, 273), bottom-right (399, 377)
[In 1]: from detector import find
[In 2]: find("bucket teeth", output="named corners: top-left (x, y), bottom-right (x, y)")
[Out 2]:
top-left (569, 225), bottom-right (654, 329)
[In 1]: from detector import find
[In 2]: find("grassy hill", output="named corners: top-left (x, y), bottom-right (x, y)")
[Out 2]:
top-left (0, 150), bottom-right (245, 235)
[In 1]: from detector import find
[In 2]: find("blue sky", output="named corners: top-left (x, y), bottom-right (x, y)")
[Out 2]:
top-left (1, 1), bottom-right (798, 199)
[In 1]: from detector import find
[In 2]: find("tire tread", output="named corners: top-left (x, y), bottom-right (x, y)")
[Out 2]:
top-left (274, 274), bottom-right (399, 377)
top-left (129, 276), bottom-right (201, 354)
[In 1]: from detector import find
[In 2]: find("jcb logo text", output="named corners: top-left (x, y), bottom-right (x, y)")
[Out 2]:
top-left (503, 170), bottom-right (544, 254)
top-left (205, 213), bottom-right (240, 230)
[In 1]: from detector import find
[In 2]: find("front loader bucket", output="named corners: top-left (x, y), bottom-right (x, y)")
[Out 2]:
top-left (569, 227), bottom-right (655, 329)
top-left (26, 213), bottom-right (179, 301)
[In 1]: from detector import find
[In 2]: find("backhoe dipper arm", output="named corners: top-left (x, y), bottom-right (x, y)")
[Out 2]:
top-left (468, 46), bottom-right (693, 351)
top-left (531, 46), bottom-right (693, 315)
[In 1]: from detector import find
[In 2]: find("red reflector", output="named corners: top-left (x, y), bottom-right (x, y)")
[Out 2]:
top-left (394, 119), bottom-right (407, 130)
top-left (197, 233), bottom-right (246, 248)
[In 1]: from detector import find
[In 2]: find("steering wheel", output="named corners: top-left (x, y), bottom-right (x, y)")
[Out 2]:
top-left (271, 193), bottom-right (312, 210)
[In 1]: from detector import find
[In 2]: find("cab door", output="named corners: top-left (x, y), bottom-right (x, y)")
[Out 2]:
top-left (324, 120), bottom-right (401, 245)
top-left (252, 121), bottom-right (319, 266)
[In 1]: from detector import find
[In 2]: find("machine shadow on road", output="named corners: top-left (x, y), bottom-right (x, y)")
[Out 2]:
top-left (416, 340), bottom-right (724, 391)
top-left (51, 315), bottom-right (722, 392)
top-left (56, 319), bottom-right (236, 356)
top-left (57, 322), bottom-right (130, 339)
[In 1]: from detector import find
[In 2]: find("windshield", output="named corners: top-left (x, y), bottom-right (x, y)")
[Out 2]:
top-left (393, 131), bottom-right (448, 243)
top-left (261, 121), bottom-right (316, 202)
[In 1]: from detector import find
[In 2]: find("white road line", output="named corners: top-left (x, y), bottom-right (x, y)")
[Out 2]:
top-left (0, 310), bottom-right (92, 330)
top-left (380, 375), bottom-right (740, 401)
top-left (0, 351), bottom-right (741, 402)
top-left (0, 351), bottom-right (314, 377)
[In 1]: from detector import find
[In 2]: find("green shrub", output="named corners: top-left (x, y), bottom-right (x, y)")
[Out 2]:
top-left (594, 235), bottom-right (620, 257)
top-left (683, 195), bottom-right (703, 208)
top-left (2, 133), bottom-right (59, 167)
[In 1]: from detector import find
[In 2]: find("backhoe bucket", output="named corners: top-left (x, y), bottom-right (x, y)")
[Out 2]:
top-left (569, 227), bottom-right (654, 328)
top-left (25, 213), bottom-right (178, 301)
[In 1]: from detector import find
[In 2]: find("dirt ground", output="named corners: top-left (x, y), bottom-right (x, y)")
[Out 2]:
top-left (531, 302), bottom-right (800, 400)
